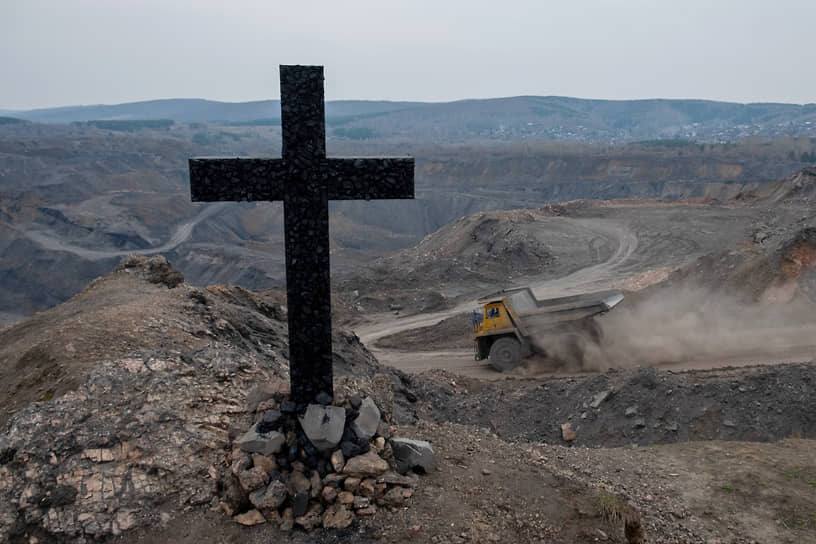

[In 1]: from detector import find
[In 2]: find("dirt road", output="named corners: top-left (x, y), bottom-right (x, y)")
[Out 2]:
top-left (14, 200), bottom-right (227, 260)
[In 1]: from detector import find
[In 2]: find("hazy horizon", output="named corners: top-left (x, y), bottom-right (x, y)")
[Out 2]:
top-left (2, 0), bottom-right (815, 110)
top-left (3, 93), bottom-right (816, 115)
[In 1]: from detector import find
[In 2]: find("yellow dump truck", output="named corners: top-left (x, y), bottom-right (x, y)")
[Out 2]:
top-left (472, 287), bottom-right (624, 371)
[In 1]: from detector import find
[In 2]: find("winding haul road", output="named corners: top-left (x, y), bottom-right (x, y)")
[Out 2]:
top-left (13, 202), bottom-right (227, 260)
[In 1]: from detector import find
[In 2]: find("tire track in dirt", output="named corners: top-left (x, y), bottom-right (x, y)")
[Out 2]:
top-left (527, 218), bottom-right (637, 297)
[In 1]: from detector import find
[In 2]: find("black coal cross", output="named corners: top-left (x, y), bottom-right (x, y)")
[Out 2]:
top-left (189, 65), bottom-right (414, 406)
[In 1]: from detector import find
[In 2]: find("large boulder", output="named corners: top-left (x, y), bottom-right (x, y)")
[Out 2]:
top-left (322, 503), bottom-right (354, 529)
top-left (389, 438), bottom-right (437, 474)
top-left (342, 450), bottom-right (389, 478)
top-left (298, 404), bottom-right (345, 452)
top-left (237, 467), bottom-right (269, 492)
top-left (235, 424), bottom-right (285, 456)
top-left (249, 480), bottom-right (288, 510)
top-left (351, 396), bottom-right (381, 441)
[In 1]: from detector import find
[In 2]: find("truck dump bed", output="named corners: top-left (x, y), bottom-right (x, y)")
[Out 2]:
top-left (479, 287), bottom-right (624, 331)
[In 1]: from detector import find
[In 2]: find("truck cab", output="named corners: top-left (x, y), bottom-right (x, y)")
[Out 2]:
top-left (475, 302), bottom-right (513, 333)
top-left (472, 297), bottom-right (527, 371)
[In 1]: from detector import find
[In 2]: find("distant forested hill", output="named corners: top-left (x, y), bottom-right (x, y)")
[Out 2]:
top-left (9, 99), bottom-right (423, 125)
top-left (7, 96), bottom-right (816, 143)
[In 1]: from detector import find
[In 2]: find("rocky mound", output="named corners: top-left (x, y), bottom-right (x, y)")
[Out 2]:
top-left (656, 226), bottom-right (816, 304)
top-left (346, 209), bottom-right (554, 289)
top-left (737, 166), bottom-right (816, 203)
top-left (413, 364), bottom-right (816, 447)
top-left (0, 256), bottom-right (431, 541)
top-left (0, 255), bottom-right (381, 429)
top-left (113, 254), bottom-right (185, 288)
top-left (218, 389), bottom-right (435, 532)
top-left (0, 350), bottom-right (432, 541)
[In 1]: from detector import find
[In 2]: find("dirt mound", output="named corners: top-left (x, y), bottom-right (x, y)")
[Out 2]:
top-left (113, 254), bottom-right (185, 288)
top-left (334, 288), bottom-right (451, 321)
top-left (411, 363), bottom-right (816, 447)
top-left (337, 208), bottom-right (568, 320)
top-left (347, 209), bottom-right (554, 290)
top-left (657, 226), bottom-right (816, 304)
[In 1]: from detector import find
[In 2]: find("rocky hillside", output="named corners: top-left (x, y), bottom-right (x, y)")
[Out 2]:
top-left (0, 255), bottom-right (381, 429)
top-left (0, 255), bottom-right (626, 543)
top-left (737, 165), bottom-right (816, 203)
top-left (337, 207), bottom-right (594, 315)
top-left (1, 256), bottom-right (815, 543)
top-left (652, 168), bottom-right (816, 304)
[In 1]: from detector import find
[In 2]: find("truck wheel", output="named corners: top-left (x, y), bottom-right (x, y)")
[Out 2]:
top-left (489, 337), bottom-right (522, 372)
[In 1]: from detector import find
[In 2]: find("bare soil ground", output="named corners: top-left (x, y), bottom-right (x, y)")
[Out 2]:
top-left (120, 423), bottom-right (816, 544)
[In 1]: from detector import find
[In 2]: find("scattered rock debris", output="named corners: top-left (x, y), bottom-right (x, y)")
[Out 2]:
top-left (219, 386), bottom-right (433, 532)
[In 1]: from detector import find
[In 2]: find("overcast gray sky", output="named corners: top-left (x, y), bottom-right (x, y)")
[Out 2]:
top-left (1, 0), bottom-right (814, 110)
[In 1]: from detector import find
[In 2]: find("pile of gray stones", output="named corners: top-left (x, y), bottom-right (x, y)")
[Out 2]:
top-left (216, 384), bottom-right (436, 531)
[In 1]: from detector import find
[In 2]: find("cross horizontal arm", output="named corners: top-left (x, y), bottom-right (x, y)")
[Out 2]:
top-left (189, 158), bottom-right (287, 202)
top-left (325, 158), bottom-right (415, 200)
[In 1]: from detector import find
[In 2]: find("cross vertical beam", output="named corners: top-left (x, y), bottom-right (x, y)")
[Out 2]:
top-left (281, 65), bottom-right (332, 406)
